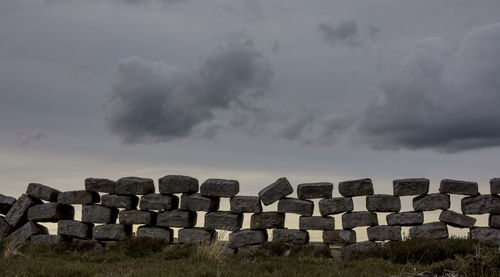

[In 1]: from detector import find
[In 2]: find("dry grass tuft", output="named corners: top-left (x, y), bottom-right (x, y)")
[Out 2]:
top-left (3, 239), bottom-right (23, 259)
top-left (192, 230), bottom-right (230, 264)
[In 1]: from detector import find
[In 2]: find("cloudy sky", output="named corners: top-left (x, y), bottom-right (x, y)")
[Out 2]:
top-left (1, 0), bottom-right (500, 237)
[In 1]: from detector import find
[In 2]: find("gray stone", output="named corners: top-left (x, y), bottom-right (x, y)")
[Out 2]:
top-left (367, 226), bottom-right (401, 241)
top-left (180, 193), bottom-right (219, 212)
top-left (277, 198), bottom-right (313, 216)
top-left (272, 229), bottom-right (309, 244)
top-left (461, 195), bottom-right (500, 214)
top-left (0, 194), bottom-right (16, 214)
top-left (393, 178), bottom-right (429, 196)
top-left (228, 229), bottom-right (267, 248)
top-left (491, 178), bottom-right (500, 194)
top-left (297, 182), bottom-right (333, 199)
top-left (57, 190), bottom-right (100, 205)
top-left (93, 224), bottom-right (132, 241)
top-left (410, 222), bottom-right (448, 239)
top-left (439, 179), bottom-right (479, 195)
top-left (140, 194), bottom-right (178, 211)
top-left (82, 205), bottom-right (118, 224)
top-left (115, 177), bottom-right (155, 195)
top-left (119, 210), bottom-right (156, 225)
top-left (439, 210), bottom-right (476, 228)
top-left (85, 178), bottom-right (116, 193)
top-left (26, 183), bottom-right (61, 202)
top-left (157, 210), bottom-right (197, 228)
top-left (101, 194), bottom-right (139, 210)
top-left (488, 214), bottom-right (500, 228)
top-left (366, 195), bottom-right (401, 212)
top-left (200, 179), bottom-right (239, 197)
top-left (178, 228), bottom-right (216, 244)
top-left (31, 234), bottom-right (67, 245)
top-left (299, 216), bottom-right (335, 230)
top-left (470, 227), bottom-right (500, 246)
top-left (58, 220), bottom-right (93, 239)
top-left (413, 193), bottom-right (450, 211)
top-left (223, 247), bottom-right (238, 255)
top-left (322, 230), bottom-right (356, 245)
top-left (258, 177), bottom-right (293, 205)
top-left (230, 196), bottom-right (262, 213)
top-left (158, 175), bottom-right (199, 194)
top-left (342, 212), bottom-right (378, 229)
top-left (386, 212), bottom-right (424, 226)
top-left (338, 178), bottom-right (374, 197)
top-left (72, 239), bottom-right (104, 251)
top-left (5, 194), bottom-right (42, 227)
top-left (7, 221), bottom-right (48, 242)
top-left (341, 241), bottom-right (377, 259)
top-left (137, 226), bottom-right (173, 241)
top-left (205, 212), bottom-right (242, 231)
top-left (0, 216), bottom-right (12, 238)
top-left (319, 197), bottom-right (354, 215)
top-left (27, 203), bottom-right (74, 222)
top-left (250, 212), bottom-right (285, 229)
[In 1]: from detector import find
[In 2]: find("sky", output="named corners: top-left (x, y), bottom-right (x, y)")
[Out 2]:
top-left (1, 0), bottom-right (500, 239)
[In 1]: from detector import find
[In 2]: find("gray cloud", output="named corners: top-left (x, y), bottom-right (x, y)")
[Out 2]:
top-left (318, 20), bottom-right (362, 48)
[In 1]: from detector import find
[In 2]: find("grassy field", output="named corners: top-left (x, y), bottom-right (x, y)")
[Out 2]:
top-left (0, 237), bottom-right (498, 277)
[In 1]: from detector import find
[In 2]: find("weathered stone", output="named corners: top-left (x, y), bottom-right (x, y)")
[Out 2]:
top-left (413, 193), bottom-right (450, 211)
top-left (277, 198), bottom-right (313, 216)
top-left (115, 177), bottom-right (155, 195)
top-left (367, 226), bottom-right (401, 241)
top-left (439, 210), bottom-right (476, 228)
top-left (299, 216), bottom-right (335, 230)
top-left (72, 239), bottom-right (104, 251)
top-left (31, 234), bottom-right (67, 245)
top-left (393, 178), bottom-right (429, 196)
top-left (180, 193), bottom-right (219, 212)
top-left (319, 197), bottom-right (354, 215)
top-left (200, 179), bottom-right (239, 197)
top-left (7, 221), bottom-right (48, 242)
top-left (26, 183), bottom-right (61, 202)
top-left (489, 214), bottom-right (500, 228)
top-left (230, 196), bottom-right (262, 213)
top-left (27, 203), bottom-right (74, 222)
top-left (341, 241), bottom-right (377, 259)
top-left (85, 178), bottom-right (116, 193)
top-left (342, 212), bottom-right (378, 229)
top-left (137, 226), bottom-right (173, 241)
top-left (0, 194), bottom-right (16, 214)
top-left (57, 190), bottom-right (100, 205)
top-left (250, 212), bottom-right (285, 229)
top-left (58, 220), bottom-right (93, 239)
top-left (140, 194), bottom-right (178, 211)
top-left (228, 229), bottom-right (267, 248)
top-left (0, 216), bottom-right (12, 238)
top-left (386, 212), bottom-right (424, 226)
top-left (491, 178), bottom-right (500, 194)
top-left (157, 210), bottom-right (197, 228)
top-left (5, 194), bottom-right (42, 227)
top-left (439, 179), bottom-right (479, 195)
top-left (322, 230), bottom-right (356, 245)
top-left (366, 194), bottom-right (401, 212)
top-left (93, 224), bottom-right (132, 241)
top-left (119, 210), bottom-right (156, 225)
top-left (205, 212), bottom-right (242, 231)
top-left (258, 177), bottom-right (293, 205)
top-left (461, 195), bottom-right (500, 214)
top-left (159, 175), bottom-right (199, 194)
top-left (470, 227), bottom-right (500, 246)
top-left (178, 228), bottom-right (216, 244)
top-left (338, 178), bottom-right (374, 197)
top-left (101, 194), bottom-right (139, 210)
top-left (297, 182), bottom-right (333, 199)
top-left (409, 222), bottom-right (448, 240)
top-left (272, 229), bottom-right (309, 244)
top-left (82, 205), bottom-right (118, 224)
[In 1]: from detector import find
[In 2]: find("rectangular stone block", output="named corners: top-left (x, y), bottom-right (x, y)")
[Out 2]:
top-left (297, 182), bottom-right (333, 199)
top-left (119, 210), bottom-right (156, 225)
top-left (205, 212), bottom-right (242, 231)
top-left (277, 198), bottom-right (313, 216)
top-left (228, 229), bottom-right (267, 248)
top-left (470, 227), bottom-right (500, 246)
top-left (393, 178), bottom-right (429, 196)
top-left (178, 228), bottom-right (216, 244)
top-left (0, 194), bottom-right (16, 214)
top-left (137, 226), bottom-right (173, 241)
top-left (85, 178), bottom-right (116, 193)
top-left (386, 212), bottom-right (424, 226)
top-left (159, 175), bottom-right (199, 194)
top-left (491, 178), bottom-right (500, 194)
top-left (439, 179), bottom-right (479, 196)
top-left (250, 212), bottom-right (285, 229)
top-left (140, 194), bottom-right (178, 211)
top-left (26, 183), bottom-right (61, 202)
top-left (322, 230), bottom-right (356, 245)
top-left (272, 229), bottom-right (309, 244)
top-left (157, 210), bottom-right (197, 228)
top-left (319, 197), bottom-right (353, 216)
top-left (82, 205), bottom-right (118, 224)
top-left (57, 220), bottom-right (93, 239)
top-left (342, 211), bottom-right (378, 229)
top-left (116, 177), bottom-right (155, 195)
top-left (258, 177), bottom-right (293, 205)
top-left (409, 222), bottom-right (448, 240)
top-left (230, 196), bottom-right (262, 213)
top-left (93, 224), bottom-right (132, 241)
top-left (461, 195), bottom-right (500, 214)
top-left (57, 190), bottom-right (100, 205)
top-left (180, 193), bottom-right (219, 212)
top-left (367, 225), bottom-right (401, 241)
top-left (489, 214), bottom-right (500, 228)
top-left (338, 178), bottom-right (374, 197)
top-left (101, 194), bottom-right (139, 210)
top-left (200, 179), bottom-right (239, 197)
top-left (27, 203), bottom-right (74, 222)
top-left (0, 216), bottom-right (12, 238)
top-left (366, 195), bottom-right (401, 212)
top-left (439, 210), bottom-right (476, 228)
top-left (299, 216), bottom-right (335, 230)
top-left (341, 241), bottom-right (377, 259)
top-left (7, 221), bottom-right (48, 242)
top-left (5, 194), bottom-right (42, 227)
top-left (31, 234), bottom-right (67, 245)
top-left (413, 193), bottom-right (450, 211)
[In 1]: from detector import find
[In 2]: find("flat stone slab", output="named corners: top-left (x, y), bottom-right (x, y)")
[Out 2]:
top-left (115, 177), bottom-right (155, 195)
top-left (140, 194), bottom-right (178, 211)
top-left (157, 209), bottom-right (197, 228)
top-left (470, 227), bottom-right (500, 246)
top-left (367, 226), bottom-right (401, 241)
top-left (93, 224), bottom-right (132, 241)
top-left (461, 195), bottom-right (500, 214)
top-left (439, 179), bottom-right (479, 196)
top-left (410, 222), bottom-right (448, 240)
top-left (250, 212), bottom-right (285, 229)
top-left (31, 234), bottom-right (67, 245)
top-left (178, 228), bottom-right (216, 244)
top-left (85, 178), bottom-right (116, 193)
top-left (322, 229), bottom-right (356, 245)
top-left (0, 194), bottom-right (16, 214)
top-left (205, 212), bottom-right (242, 231)
top-left (277, 198), bottom-right (313, 216)
top-left (230, 196), bottom-right (262, 213)
top-left (439, 210), bottom-right (476, 228)
top-left (341, 241), bottom-right (377, 259)
top-left (386, 212), bottom-right (424, 226)
top-left (319, 197), bottom-right (353, 215)
top-left (297, 182), bottom-right (333, 199)
top-left (338, 178), bottom-right (374, 197)
top-left (119, 210), bottom-right (156, 225)
top-left (82, 205), bottom-right (118, 224)
top-left (58, 220), bottom-right (93, 239)
top-left (159, 175), bottom-right (199, 194)
top-left (27, 203), bottom-right (74, 222)
top-left (393, 178), bottom-right (429, 196)
top-left (299, 216), bottom-right (335, 230)
top-left (200, 179), bottom-right (239, 197)
top-left (101, 194), bottom-right (139, 210)
top-left (228, 229), bottom-right (267, 248)
top-left (137, 226), bottom-right (173, 241)
top-left (180, 193), bottom-right (219, 212)
top-left (491, 178), bottom-right (500, 194)
top-left (7, 221), bottom-right (48, 242)
top-left (366, 194), bottom-right (401, 212)
top-left (0, 216), bottom-right (11, 238)
top-left (26, 183), bottom-right (61, 202)
top-left (489, 214), bottom-right (500, 228)
top-left (5, 194), bottom-right (42, 227)
top-left (413, 193), bottom-right (450, 211)
top-left (57, 190), bottom-right (100, 204)
top-left (258, 177), bottom-right (293, 205)
top-left (342, 212), bottom-right (378, 229)
top-left (272, 229), bottom-right (309, 244)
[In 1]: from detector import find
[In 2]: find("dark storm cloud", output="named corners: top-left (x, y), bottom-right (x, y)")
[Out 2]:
top-left (318, 20), bottom-right (362, 48)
